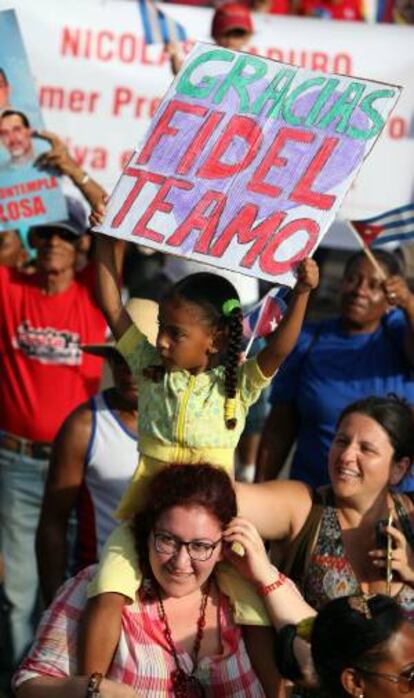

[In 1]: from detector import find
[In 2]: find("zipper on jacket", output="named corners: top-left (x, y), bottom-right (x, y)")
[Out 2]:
top-left (175, 375), bottom-right (196, 462)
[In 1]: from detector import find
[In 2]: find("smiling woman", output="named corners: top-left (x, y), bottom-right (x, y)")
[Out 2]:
top-left (238, 394), bottom-right (414, 695)
top-left (13, 464), bottom-right (272, 697)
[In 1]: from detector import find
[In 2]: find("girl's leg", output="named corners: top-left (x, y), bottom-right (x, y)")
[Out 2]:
top-left (79, 523), bottom-right (142, 674)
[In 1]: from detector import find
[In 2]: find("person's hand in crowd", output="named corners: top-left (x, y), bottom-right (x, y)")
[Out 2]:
top-left (223, 516), bottom-right (276, 587)
top-left (383, 274), bottom-right (414, 310)
top-left (294, 257), bottom-right (319, 294)
top-left (90, 198), bottom-right (108, 229)
top-left (165, 41), bottom-right (184, 76)
top-left (224, 518), bottom-right (319, 690)
top-left (369, 522), bottom-right (414, 584)
top-left (34, 130), bottom-right (82, 180)
top-left (33, 130), bottom-right (107, 210)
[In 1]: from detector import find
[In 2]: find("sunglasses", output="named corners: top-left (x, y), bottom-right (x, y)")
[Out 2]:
top-left (355, 665), bottom-right (414, 693)
top-left (34, 228), bottom-right (79, 243)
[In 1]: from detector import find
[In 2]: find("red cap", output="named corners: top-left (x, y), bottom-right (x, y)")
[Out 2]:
top-left (211, 3), bottom-right (254, 39)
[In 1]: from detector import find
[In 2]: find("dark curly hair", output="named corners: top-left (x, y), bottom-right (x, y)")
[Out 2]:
top-left (338, 394), bottom-right (414, 462)
top-left (311, 594), bottom-right (405, 697)
top-left (164, 272), bottom-right (243, 429)
top-left (132, 463), bottom-right (237, 577)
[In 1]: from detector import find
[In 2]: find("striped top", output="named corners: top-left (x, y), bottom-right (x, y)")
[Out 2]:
top-left (14, 566), bottom-right (265, 697)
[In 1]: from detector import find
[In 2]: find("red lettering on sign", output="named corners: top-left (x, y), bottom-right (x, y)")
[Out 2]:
top-left (167, 191), bottom-right (226, 250)
top-left (209, 204), bottom-right (286, 268)
top-left (96, 31), bottom-right (114, 61)
top-left (0, 196), bottom-right (46, 223)
top-left (290, 137), bottom-right (338, 210)
top-left (137, 99), bottom-right (208, 165)
top-left (248, 127), bottom-right (315, 198)
top-left (110, 168), bottom-right (164, 228)
top-left (112, 87), bottom-right (133, 116)
top-left (311, 53), bottom-right (328, 72)
top-left (177, 110), bottom-right (225, 176)
top-left (134, 176), bottom-right (193, 242)
top-left (260, 218), bottom-right (319, 274)
top-left (197, 115), bottom-right (263, 179)
top-left (388, 116), bottom-right (407, 140)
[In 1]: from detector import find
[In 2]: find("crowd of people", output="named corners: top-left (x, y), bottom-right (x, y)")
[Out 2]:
top-left (1, 1), bottom-right (414, 697)
top-left (164, 0), bottom-right (413, 23)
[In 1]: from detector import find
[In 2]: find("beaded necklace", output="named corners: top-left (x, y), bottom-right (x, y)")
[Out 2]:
top-left (156, 581), bottom-right (210, 697)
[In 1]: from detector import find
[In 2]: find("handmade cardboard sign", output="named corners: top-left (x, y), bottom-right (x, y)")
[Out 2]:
top-left (97, 42), bottom-right (401, 285)
top-left (0, 9), bottom-right (67, 232)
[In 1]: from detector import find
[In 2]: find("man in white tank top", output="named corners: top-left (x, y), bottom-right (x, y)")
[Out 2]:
top-left (36, 299), bottom-right (158, 606)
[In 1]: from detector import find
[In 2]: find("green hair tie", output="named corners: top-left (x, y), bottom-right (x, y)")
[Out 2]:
top-left (222, 298), bottom-right (241, 317)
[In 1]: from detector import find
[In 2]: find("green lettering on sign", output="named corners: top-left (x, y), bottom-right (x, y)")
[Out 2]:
top-left (317, 82), bottom-right (366, 133)
top-left (283, 77), bottom-right (327, 126)
top-left (176, 49), bottom-right (235, 100)
top-left (304, 78), bottom-right (340, 127)
top-left (347, 89), bottom-right (396, 140)
top-left (251, 67), bottom-right (297, 118)
top-left (213, 55), bottom-right (268, 112)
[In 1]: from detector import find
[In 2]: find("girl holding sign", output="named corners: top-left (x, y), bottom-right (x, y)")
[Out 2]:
top-left (80, 224), bottom-right (318, 682)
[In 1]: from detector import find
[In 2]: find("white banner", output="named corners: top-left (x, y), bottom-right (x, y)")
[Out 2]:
top-left (2, 0), bottom-right (413, 247)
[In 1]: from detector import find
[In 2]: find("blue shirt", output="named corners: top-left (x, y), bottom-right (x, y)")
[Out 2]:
top-left (270, 310), bottom-right (414, 488)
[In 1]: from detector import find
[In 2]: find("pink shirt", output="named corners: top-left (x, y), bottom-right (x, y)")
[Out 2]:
top-left (14, 567), bottom-right (265, 697)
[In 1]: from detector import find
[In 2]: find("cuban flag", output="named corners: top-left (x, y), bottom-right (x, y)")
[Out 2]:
top-left (138, 0), bottom-right (187, 45)
top-left (243, 287), bottom-right (288, 345)
top-left (363, 0), bottom-right (394, 22)
top-left (351, 203), bottom-right (414, 247)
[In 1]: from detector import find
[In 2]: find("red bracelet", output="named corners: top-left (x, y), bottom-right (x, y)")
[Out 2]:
top-left (86, 672), bottom-right (103, 697)
top-left (257, 573), bottom-right (287, 597)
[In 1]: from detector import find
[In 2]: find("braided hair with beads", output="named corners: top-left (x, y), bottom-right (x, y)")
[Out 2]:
top-left (163, 272), bottom-right (244, 430)
top-left (222, 299), bottom-right (243, 429)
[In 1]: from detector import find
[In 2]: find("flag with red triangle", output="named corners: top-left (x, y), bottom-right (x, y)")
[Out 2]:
top-left (351, 203), bottom-right (414, 247)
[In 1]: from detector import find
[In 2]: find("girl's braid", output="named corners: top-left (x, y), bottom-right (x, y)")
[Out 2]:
top-left (224, 306), bottom-right (243, 430)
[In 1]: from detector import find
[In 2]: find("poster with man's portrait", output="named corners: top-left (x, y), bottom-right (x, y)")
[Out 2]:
top-left (0, 9), bottom-right (67, 231)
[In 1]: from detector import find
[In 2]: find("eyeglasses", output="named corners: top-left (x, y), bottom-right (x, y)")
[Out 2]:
top-left (355, 666), bottom-right (414, 693)
top-left (152, 531), bottom-right (222, 561)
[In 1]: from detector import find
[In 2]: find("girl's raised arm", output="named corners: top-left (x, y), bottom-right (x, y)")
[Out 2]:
top-left (256, 258), bottom-right (319, 378)
top-left (93, 203), bottom-right (132, 340)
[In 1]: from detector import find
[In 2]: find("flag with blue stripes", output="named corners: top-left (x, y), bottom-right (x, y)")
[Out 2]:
top-left (138, 0), bottom-right (187, 45)
top-left (362, 0), bottom-right (393, 22)
top-left (243, 287), bottom-right (288, 341)
top-left (351, 203), bottom-right (414, 247)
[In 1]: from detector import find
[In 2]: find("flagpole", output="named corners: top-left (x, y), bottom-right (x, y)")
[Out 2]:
top-left (346, 222), bottom-right (387, 281)
top-left (244, 334), bottom-right (256, 358)
top-left (244, 309), bottom-right (262, 357)
top-left (244, 288), bottom-right (272, 357)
